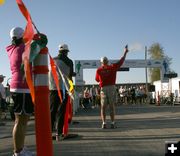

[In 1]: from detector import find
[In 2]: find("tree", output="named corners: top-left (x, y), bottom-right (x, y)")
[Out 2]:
top-left (148, 43), bottom-right (166, 83)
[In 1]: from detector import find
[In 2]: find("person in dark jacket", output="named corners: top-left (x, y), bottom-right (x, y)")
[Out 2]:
top-left (49, 43), bottom-right (75, 141)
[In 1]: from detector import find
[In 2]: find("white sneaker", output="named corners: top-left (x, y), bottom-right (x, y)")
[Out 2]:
top-left (13, 147), bottom-right (35, 156)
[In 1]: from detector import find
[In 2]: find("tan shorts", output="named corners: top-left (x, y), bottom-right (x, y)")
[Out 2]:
top-left (100, 85), bottom-right (116, 106)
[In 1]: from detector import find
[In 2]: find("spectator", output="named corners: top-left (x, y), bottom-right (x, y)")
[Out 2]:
top-left (49, 43), bottom-right (75, 141)
top-left (83, 87), bottom-right (91, 109)
top-left (5, 82), bottom-right (15, 120)
top-left (90, 85), bottom-right (96, 108)
top-left (6, 27), bottom-right (34, 156)
top-left (130, 86), bottom-right (136, 105)
top-left (0, 75), bottom-right (7, 119)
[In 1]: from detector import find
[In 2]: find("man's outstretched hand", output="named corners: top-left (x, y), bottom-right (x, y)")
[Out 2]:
top-left (125, 45), bottom-right (129, 53)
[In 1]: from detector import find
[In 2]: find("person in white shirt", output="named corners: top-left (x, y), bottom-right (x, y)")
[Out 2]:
top-left (0, 75), bottom-right (6, 119)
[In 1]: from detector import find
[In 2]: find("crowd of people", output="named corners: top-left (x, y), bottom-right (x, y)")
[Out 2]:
top-left (78, 86), bottom-right (101, 109)
top-left (118, 85), bottom-right (147, 105)
top-left (78, 84), bottom-right (148, 108)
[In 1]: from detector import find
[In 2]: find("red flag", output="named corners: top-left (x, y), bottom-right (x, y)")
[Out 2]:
top-left (68, 98), bottom-right (73, 123)
top-left (16, 0), bottom-right (30, 21)
top-left (16, 0), bottom-right (35, 102)
top-left (63, 96), bottom-right (71, 136)
top-left (49, 55), bottom-right (63, 103)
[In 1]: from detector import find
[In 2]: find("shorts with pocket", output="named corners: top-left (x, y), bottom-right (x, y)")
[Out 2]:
top-left (11, 92), bottom-right (34, 116)
top-left (100, 85), bottom-right (116, 106)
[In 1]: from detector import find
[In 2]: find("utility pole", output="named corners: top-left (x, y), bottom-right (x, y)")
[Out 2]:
top-left (145, 46), bottom-right (148, 104)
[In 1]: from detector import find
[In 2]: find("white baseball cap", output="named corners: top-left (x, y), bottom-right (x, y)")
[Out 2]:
top-left (10, 27), bottom-right (24, 39)
top-left (58, 44), bottom-right (69, 52)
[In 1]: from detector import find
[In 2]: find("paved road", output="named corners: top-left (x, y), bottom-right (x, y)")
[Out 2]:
top-left (1, 104), bottom-right (180, 156)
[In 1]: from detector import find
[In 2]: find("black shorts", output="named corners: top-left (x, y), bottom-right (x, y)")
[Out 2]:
top-left (11, 93), bottom-right (34, 115)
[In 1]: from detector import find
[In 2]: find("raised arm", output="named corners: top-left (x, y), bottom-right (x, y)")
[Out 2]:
top-left (115, 45), bottom-right (129, 67)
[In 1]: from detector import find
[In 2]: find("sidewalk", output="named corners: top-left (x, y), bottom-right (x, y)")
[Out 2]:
top-left (1, 105), bottom-right (180, 156)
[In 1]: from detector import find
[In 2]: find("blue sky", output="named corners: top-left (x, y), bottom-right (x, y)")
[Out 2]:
top-left (0, 0), bottom-right (180, 85)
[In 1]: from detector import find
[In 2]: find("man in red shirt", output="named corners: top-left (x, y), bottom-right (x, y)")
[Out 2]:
top-left (95, 45), bottom-right (128, 129)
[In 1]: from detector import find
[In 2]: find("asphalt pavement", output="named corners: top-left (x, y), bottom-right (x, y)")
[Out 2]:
top-left (1, 104), bottom-right (180, 156)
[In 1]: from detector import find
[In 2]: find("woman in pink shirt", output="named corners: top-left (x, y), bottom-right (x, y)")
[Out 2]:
top-left (6, 27), bottom-right (34, 156)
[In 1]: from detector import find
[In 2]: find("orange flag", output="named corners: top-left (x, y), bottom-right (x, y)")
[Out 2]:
top-left (16, 0), bottom-right (35, 102)
top-left (49, 55), bottom-right (63, 103)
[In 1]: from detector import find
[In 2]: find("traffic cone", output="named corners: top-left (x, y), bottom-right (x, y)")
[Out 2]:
top-left (33, 47), bottom-right (53, 156)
